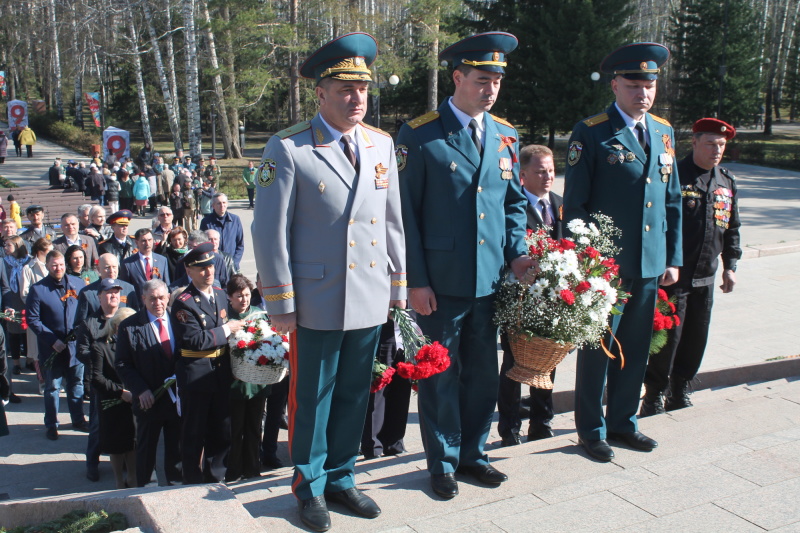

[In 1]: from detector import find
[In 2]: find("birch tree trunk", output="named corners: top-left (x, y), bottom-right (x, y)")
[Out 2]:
top-left (165, 5), bottom-right (181, 142)
top-left (143, 0), bottom-right (183, 153)
top-left (200, 1), bottom-right (236, 158)
top-left (73, 32), bottom-right (84, 129)
top-left (289, 0), bottom-right (301, 125)
top-left (127, 17), bottom-right (153, 149)
top-left (183, 0), bottom-right (202, 158)
top-left (427, 17), bottom-right (439, 113)
top-left (220, 5), bottom-right (242, 157)
top-left (48, 0), bottom-right (64, 120)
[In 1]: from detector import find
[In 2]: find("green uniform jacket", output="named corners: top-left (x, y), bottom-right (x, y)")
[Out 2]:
top-left (563, 104), bottom-right (683, 278)
top-left (397, 100), bottom-right (528, 298)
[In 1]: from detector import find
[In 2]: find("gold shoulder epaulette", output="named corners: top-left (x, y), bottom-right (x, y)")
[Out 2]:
top-left (276, 121), bottom-right (311, 139)
top-left (490, 114), bottom-right (514, 129)
top-left (407, 111), bottom-right (439, 129)
top-left (360, 122), bottom-right (390, 137)
top-left (583, 113), bottom-right (609, 127)
top-left (650, 114), bottom-right (671, 127)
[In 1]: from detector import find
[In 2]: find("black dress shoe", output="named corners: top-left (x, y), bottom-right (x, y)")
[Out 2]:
top-left (12, 366), bottom-right (22, 375)
top-left (8, 393), bottom-right (22, 404)
top-left (607, 431), bottom-right (658, 451)
top-left (456, 464), bottom-right (508, 486)
top-left (325, 487), bottom-right (381, 519)
top-left (527, 426), bottom-right (555, 441)
top-left (280, 414), bottom-right (289, 430)
top-left (261, 455), bottom-right (284, 470)
top-left (500, 433), bottom-right (522, 447)
top-left (298, 495), bottom-right (331, 532)
top-left (46, 427), bottom-right (59, 441)
top-left (86, 467), bottom-right (100, 482)
top-left (72, 421), bottom-right (90, 433)
top-left (430, 473), bottom-right (458, 499)
top-left (579, 438), bottom-right (614, 462)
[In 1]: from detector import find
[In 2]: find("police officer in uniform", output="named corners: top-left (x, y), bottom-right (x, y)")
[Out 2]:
top-left (253, 33), bottom-right (406, 532)
top-left (564, 43), bottom-right (682, 462)
top-left (98, 210), bottom-right (138, 263)
top-left (20, 205), bottom-right (56, 249)
top-left (640, 118), bottom-right (741, 416)
top-left (171, 243), bottom-right (244, 484)
top-left (397, 32), bottom-right (533, 499)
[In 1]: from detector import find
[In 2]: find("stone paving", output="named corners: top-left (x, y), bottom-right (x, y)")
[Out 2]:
top-left (1, 123), bottom-right (799, 532)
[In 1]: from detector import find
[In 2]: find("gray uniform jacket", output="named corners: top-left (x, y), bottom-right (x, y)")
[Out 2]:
top-left (253, 114), bottom-right (406, 331)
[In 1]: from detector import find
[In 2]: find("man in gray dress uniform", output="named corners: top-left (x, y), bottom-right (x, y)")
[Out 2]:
top-left (253, 32), bottom-right (406, 532)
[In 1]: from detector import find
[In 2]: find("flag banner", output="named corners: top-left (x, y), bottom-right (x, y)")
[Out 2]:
top-left (84, 92), bottom-right (102, 127)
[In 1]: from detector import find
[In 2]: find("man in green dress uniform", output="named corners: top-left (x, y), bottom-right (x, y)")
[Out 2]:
top-left (397, 32), bottom-right (533, 499)
top-left (564, 43), bottom-right (683, 462)
top-left (253, 33), bottom-right (406, 532)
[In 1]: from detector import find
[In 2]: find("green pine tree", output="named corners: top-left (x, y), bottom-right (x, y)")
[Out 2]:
top-left (670, 0), bottom-right (762, 128)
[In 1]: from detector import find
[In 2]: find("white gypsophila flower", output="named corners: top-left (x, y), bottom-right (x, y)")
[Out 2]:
top-left (578, 236), bottom-right (590, 245)
top-left (567, 219), bottom-right (589, 234)
top-left (588, 222), bottom-right (600, 236)
top-left (588, 310), bottom-right (599, 322)
top-left (553, 317), bottom-right (560, 326)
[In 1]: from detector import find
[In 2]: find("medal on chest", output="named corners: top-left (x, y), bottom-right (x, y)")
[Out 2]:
top-left (499, 157), bottom-right (513, 180)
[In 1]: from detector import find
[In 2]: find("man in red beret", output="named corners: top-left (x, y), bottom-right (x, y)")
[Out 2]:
top-left (640, 118), bottom-right (741, 416)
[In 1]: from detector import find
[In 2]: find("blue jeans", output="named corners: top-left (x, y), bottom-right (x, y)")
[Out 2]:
top-left (44, 362), bottom-right (85, 428)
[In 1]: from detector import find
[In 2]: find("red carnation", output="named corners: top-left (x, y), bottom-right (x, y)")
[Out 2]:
top-left (236, 340), bottom-right (247, 349)
top-left (560, 289), bottom-right (576, 305)
top-left (248, 340), bottom-right (258, 349)
top-left (584, 246), bottom-right (600, 259)
top-left (247, 326), bottom-right (256, 333)
top-left (257, 355), bottom-right (268, 365)
top-left (370, 366), bottom-right (396, 393)
top-left (668, 301), bottom-right (676, 313)
top-left (575, 281), bottom-right (591, 293)
top-left (559, 239), bottom-right (576, 250)
top-left (658, 288), bottom-right (668, 301)
top-left (673, 315), bottom-right (681, 327)
top-left (281, 335), bottom-right (289, 342)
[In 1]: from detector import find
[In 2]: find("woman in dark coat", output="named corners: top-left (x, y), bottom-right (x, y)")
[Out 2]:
top-left (91, 306), bottom-right (137, 488)
top-left (225, 274), bottom-right (272, 482)
top-left (160, 226), bottom-right (188, 281)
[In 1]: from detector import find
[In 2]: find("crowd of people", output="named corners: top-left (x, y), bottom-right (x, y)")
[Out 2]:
top-left (0, 31), bottom-right (742, 533)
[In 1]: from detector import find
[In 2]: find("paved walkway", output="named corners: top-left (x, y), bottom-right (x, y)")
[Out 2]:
top-left (1, 123), bottom-right (799, 531)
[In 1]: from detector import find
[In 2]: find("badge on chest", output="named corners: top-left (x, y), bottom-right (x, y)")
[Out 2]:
top-left (499, 157), bottom-right (513, 180)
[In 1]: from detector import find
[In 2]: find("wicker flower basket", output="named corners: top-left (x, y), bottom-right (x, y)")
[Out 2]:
top-left (231, 356), bottom-right (288, 386)
top-left (505, 331), bottom-right (574, 389)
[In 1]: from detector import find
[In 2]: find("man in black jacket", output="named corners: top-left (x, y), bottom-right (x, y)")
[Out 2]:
top-left (497, 145), bottom-right (565, 446)
top-left (640, 118), bottom-right (742, 416)
top-left (116, 279), bottom-right (182, 486)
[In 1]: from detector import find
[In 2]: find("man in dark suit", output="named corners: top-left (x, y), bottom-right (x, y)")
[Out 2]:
top-left (75, 253), bottom-right (140, 324)
top-left (26, 250), bottom-right (86, 440)
top-left (53, 213), bottom-right (99, 270)
top-left (98, 210), bottom-right (137, 263)
top-left (497, 145), bottom-right (564, 446)
top-left (116, 278), bottom-right (182, 486)
top-left (564, 43), bottom-right (682, 462)
top-left (171, 243), bottom-right (244, 484)
top-left (119, 228), bottom-right (171, 298)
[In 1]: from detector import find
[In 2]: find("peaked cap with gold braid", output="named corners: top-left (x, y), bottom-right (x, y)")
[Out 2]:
top-left (438, 32), bottom-right (518, 74)
top-left (300, 32), bottom-right (378, 84)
